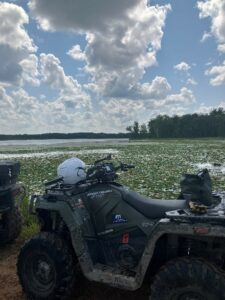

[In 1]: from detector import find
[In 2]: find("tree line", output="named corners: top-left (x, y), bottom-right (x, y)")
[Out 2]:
top-left (126, 108), bottom-right (225, 139)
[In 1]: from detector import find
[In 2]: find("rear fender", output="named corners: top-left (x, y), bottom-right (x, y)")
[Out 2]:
top-left (135, 219), bottom-right (225, 285)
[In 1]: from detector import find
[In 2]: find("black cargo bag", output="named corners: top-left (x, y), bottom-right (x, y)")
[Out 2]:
top-left (179, 169), bottom-right (212, 206)
top-left (0, 161), bottom-right (20, 186)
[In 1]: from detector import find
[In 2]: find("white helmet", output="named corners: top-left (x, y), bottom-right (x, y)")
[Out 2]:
top-left (57, 157), bottom-right (86, 184)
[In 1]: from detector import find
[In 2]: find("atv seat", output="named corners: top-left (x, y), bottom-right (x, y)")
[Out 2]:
top-left (123, 190), bottom-right (187, 219)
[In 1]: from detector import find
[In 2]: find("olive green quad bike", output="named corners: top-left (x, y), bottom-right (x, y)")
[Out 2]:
top-left (17, 155), bottom-right (225, 300)
top-left (0, 161), bottom-right (25, 246)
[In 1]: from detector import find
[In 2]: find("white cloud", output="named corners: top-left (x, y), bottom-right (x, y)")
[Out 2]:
top-left (40, 53), bottom-right (91, 109)
top-left (218, 44), bottom-right (225, 53)
top-left (0, 84), bottom-right (92, 134)
top-left (67, 45), bottom-right (86, 61)
top-left (200, 31), bottom-right (212, 42)
top-left (29, 0), bottom-right (140, 32)
top-left (0, 2), bottom-right (36, 51)
top-left (206, 60), bottom-right (225, 86)
top-left (0, 2), bottom-right (37, 85)
top-left (29, 0), bottom-right (171, 99)
top-left (198, 0), bottom-right (225, 44)
top-left (187, 78), bottom-right (198, 85)
top-left (197, 102), bottom-right (225, 114)
top-left (174, 62), bottom-right (191, 71)
top-left (20, 54), bottom-right (40, 86)
top-left (165, 87), bottom-right (195, 105)
top-left (138, 76), bottom-right (171, 100)
top-left (97, 99), bottom-right (146, 131)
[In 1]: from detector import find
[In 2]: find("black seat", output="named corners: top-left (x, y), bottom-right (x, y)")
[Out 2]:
top-left (123, 190), bottom-right (187, 219)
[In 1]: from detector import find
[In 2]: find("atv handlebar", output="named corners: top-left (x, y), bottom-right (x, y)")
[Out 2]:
top-left (86, 159), bottom-right (135, 182)
top-left (44, 155), bottom-right (135, 187)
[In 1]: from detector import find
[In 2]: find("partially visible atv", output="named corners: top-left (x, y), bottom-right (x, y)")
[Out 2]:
top-left (17, 155), bottom-right (225, 300)
top-left (0, 161), bottom-right (24, 246)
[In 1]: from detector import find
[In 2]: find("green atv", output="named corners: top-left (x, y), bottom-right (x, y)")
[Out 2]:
top-left (0, 161), bottom-right (24, 246)
top-left (17, 155), bottom-right (225, 300)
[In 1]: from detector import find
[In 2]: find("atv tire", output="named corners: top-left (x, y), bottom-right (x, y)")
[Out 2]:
top-left (0, 207), bottom-right (22, 246)
top-left (17, 232), bottom-right (76, 300)
top-left (150, 257), bottom-right (225, 300)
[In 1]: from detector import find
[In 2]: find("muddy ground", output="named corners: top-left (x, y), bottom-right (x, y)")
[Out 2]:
top-left (0, 240), bottom-right (149, 300)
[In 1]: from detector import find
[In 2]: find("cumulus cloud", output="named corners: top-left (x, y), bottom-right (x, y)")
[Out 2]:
top-left (28, 0), bottom-right (139, 32)
top-left (187, 78), bottom-right (198, 86)
top-left (198, 0), bottom-right (225, 49)
top-left (97, 99), bottom-right (146, 131)
top-left (29, 0), bottom-right (171, 99)
top-left (174, 62), bottom-right (191, 72)
top-left (0, 2), bottom-right (37, 85)
top-left (0, 1), bottom-right (198, 134)
top-left (200, 31), bottom-right (212, 42)
top-left (218, 44), bottom-right (225, 53)
top-left (206, 60), bottom-right (225, 86)
top-left (164, 87), bottom-right (195, 105)
top-left (20, 54), bottom-right (40, 86)
top-left (40, 53), bottom-right (91, 109)
top-left (197, 102), bottom-right (225, 114)
top-left (67, 45), bottom-right (86, 61)
top-left (198, 1), bottom-right (225, 86)
top-left (0, 84), bottom-right (92, 134)
top-left (137, 76), bottom-right (171, 100)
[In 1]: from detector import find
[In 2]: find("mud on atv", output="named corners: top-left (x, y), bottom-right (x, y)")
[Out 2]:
top-left (17, 155), bottom-right (225, 300)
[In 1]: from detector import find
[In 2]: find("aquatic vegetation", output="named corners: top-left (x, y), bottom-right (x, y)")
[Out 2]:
top-left (1, 139), bottom-right (225, 238)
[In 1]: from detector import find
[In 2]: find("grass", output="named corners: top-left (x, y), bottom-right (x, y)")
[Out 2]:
top-left (1, 139), bottom-right (225, 239)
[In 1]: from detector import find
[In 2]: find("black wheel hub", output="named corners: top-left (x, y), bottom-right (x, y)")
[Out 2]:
top-left (25, 252), bottom-right (56, 294)
top-left (35, 259), bottom-right (54, 284)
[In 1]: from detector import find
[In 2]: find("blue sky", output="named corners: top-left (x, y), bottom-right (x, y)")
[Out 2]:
top-left (0, 0), bottom-right (224, 134)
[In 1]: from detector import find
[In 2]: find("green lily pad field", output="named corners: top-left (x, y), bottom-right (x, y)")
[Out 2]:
top-left (1, 139), bottom-right (225, 238)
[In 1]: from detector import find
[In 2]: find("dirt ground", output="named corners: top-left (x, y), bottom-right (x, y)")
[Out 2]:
top-left (0, 240), bottom-right (149, 300)
top-left (0, 241), bottom-right (25, 300)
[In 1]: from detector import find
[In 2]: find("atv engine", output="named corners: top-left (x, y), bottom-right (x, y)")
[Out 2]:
top-left (101, 229), bottom-right (147, 270)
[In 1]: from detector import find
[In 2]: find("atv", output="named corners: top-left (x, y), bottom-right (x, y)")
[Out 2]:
top-left (0, 161), bottom-right (24, 246)
top-left (17, 155), bottom-right (225, 300)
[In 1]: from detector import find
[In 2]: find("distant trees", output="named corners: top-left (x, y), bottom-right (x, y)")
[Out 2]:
top-left (126, 108), bottom-right (225, 139)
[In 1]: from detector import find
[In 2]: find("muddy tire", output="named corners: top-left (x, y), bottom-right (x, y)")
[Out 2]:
top-left (150, 257), bottom-right (225, 300)
top-left (17, 232), bottom-right (76, 300)
top-left (0, 207), bottom-right (22, 246)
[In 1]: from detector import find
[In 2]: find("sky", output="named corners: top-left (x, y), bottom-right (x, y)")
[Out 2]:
top-left (0, 0), bottom-right (225, 134)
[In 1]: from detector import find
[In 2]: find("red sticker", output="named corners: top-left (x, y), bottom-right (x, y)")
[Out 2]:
top-left (122, 233), bottom-right (129, 244)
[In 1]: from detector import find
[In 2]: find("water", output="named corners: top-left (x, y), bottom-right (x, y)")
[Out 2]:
top-left (0, 138), bottom-right (129, 147)
top-left (0, 149), bottom-right (119, 159)
top-left (194, 162), bottom-right (225, 175)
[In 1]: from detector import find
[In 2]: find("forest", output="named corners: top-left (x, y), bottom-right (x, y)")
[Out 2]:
top-left (126, 108), bottom-right (225, 139)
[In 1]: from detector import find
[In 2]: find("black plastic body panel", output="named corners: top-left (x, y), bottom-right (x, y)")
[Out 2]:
top-left (0, 161), bottom-right (20, 186)
top-left (0, 187), bottom-right (13, 212)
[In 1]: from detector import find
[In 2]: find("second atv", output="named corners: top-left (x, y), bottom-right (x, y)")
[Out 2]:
top-left (0, 161), bottom-right (24, 246)
top-left (17, 155), bottom-right (225, 300)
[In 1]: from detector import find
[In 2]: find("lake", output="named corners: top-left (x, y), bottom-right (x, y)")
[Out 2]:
top-left (0, 138), bottom-right (129, 147)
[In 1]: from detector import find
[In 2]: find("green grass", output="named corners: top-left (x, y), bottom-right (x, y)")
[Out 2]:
top-left (2, 139), bottom-right (225, 239)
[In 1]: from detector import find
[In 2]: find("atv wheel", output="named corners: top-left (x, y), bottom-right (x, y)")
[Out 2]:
top-left (17, 232), bottom-right (76, 300)
top-left (0, 207), bottom-right (22, 246)
top-left (150, 257), bottom-right (225, 300)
